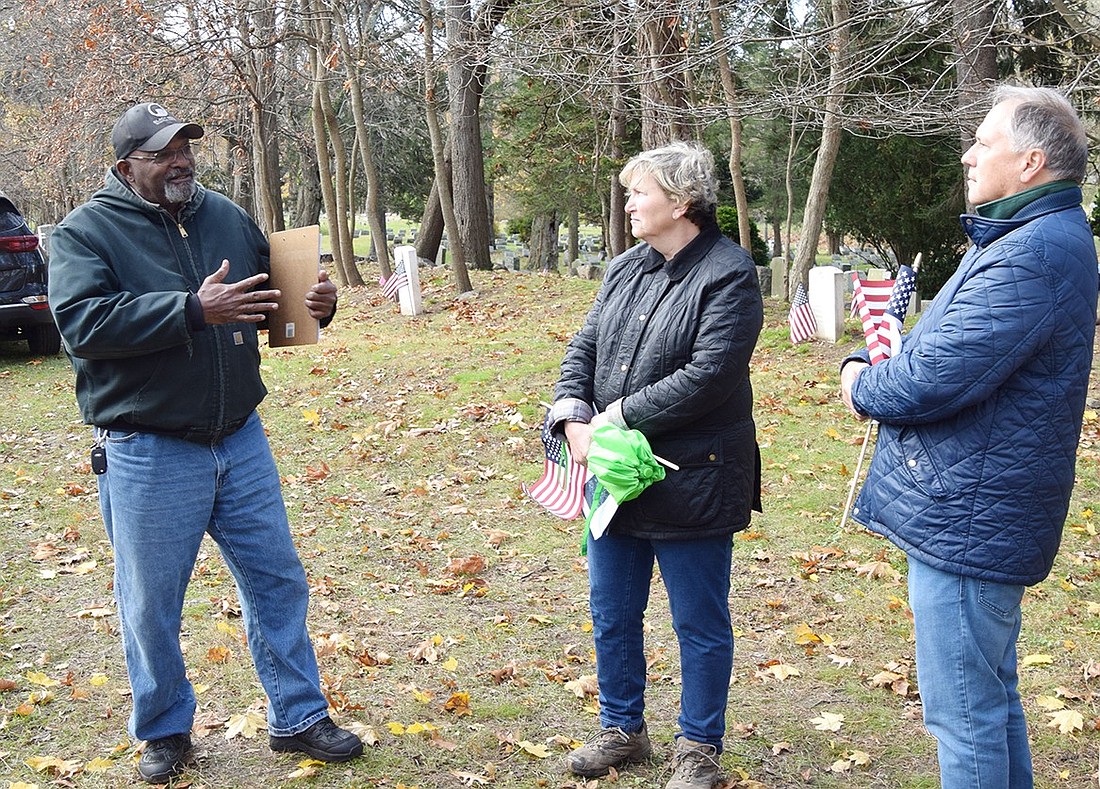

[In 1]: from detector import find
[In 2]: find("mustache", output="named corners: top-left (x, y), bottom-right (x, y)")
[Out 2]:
top-left (166, 166), bottom-right (194, 179)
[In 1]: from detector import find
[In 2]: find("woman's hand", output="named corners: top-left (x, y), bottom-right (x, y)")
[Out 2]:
top-left (563, 420), bottom-right (595, 466)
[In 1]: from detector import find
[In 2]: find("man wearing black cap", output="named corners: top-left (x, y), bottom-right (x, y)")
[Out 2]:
top-left (47, 102), bottom-right (363, 783)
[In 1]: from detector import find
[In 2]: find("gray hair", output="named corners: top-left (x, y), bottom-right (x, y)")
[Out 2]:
top-left (992, 85), bottom-right (1089, 183)
top-left (619, 142), bottom-right (719, 226)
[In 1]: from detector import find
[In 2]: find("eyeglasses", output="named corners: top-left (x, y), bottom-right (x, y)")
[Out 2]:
top-left (126, 143), bottom-right (199, 165)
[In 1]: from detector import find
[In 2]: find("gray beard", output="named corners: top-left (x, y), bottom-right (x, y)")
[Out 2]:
top-left (164, 178), bottom-right (196, 206)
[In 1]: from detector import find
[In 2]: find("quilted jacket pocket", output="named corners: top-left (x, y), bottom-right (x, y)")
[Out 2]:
top-left (897, 426), bottom-right (958, 500)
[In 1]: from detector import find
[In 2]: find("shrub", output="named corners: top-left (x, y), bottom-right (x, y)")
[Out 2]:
top-left (715, 205), bottom-right (769, 266)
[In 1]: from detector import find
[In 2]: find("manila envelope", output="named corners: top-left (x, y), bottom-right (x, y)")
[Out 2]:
top-left (267, 225), bottom-right (320, 347)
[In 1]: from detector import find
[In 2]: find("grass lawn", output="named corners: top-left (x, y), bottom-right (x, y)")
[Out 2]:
top-left (1, 267), bottom-right (1098, 788)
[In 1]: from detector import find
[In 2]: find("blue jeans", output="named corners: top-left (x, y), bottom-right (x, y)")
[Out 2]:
top-left (586, 531), bottom-right (733, 750)
top-left (908, 556), bottom-right (1032, 789)
top-left (99, 413), bottom-right (329, 741)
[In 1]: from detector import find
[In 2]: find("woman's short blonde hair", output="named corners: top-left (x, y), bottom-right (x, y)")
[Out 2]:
top-left (619, 141), bottom-right (718, 226)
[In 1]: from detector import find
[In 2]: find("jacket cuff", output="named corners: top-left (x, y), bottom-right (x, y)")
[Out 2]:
top-left (840, 350), bottom-right (870, 373)
top-left (548, 398), bottom-right (594, 437)
top-left (185, 293), bottom-right (207, 333)
top-left (602, 398), bottom-right (628, 429)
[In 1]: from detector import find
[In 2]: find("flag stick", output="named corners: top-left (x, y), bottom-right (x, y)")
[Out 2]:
top-left (839, 419), bottom-right (875, 532)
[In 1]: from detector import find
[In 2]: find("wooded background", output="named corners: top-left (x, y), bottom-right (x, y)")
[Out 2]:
top-left (2, 0), bottom-right (1099, 299)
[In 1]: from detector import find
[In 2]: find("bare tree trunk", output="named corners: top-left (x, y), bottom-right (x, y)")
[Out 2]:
top-left (333, 4), bottom-right (392, 279)
top-left (788, 0), bottom-right (850, 299)
top-left (952, 0), bottom-right (997, 209)
top-left (636, 0), bottom-right (692, 147)
top-left (305, 0), bottom-right (362, 286)
top-left (231, 2), bottom-right (283, 234)
top-left (292, 144), bottom-right (323, 229)
top-left (608, 0), bottom-right (630, 258)
top-left (566, 207), bottom-right (579, 265)
top-left (528, 212), bottom-right (560, 271)
top-left (422, 0), bottom-right (473, 294)
top-left (708, 0), bottom-right (750, 250)
top-left (250, 102), bottom-right (284, 234)
top-left (415, 165), bottom-right (448, 264)
top-left (446, 0), bottom-right (492, 271)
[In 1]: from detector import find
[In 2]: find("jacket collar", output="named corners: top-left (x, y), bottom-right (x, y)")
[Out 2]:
top-left (642, 221), bottom-right (724, 281)
top-left (960, 184), bottom-right (1084, 248)
top-left (103, 166), bottom-right (207, 222)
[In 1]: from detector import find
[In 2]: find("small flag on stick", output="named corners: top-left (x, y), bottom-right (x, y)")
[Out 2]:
top-left (788, 282), bottom-right (817, 343)
top-left (380, 262), bottom-right (408, 302)
top-left (525, 414), bottom-right (588, 520)
top-left (874, 261), bottom-right (919, 361)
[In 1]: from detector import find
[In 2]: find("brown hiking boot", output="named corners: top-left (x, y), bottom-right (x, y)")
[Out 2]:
top-left (665, 737), bottom-right (722, 789)
top-left (565, 723), bottom-right (653, 777)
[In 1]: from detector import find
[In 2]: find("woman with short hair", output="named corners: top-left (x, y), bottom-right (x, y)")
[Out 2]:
top-left (550, 141), bottom-right (764, 789)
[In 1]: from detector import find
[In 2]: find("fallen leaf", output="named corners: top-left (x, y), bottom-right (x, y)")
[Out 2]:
top-left (207, 646), bottom-right (232, 663)
top-left (565, 674), bottom-right (598, 698)
top-left (811, 711), bottom-right (845, 731)
top-left (518, 740), bottom-right (551, 758)
top-left (225, 710), bottom-right (266, 740)
top-left (443, 691), bottom-right (471, 716)
top-left (85, 757), bottom-right (115, 772)
top-left (25, 671), bottom-right (60, 687)
top-left (1036, 695), bottom-right (1065, 711)
top-left (1046, 709), bottom-right (1085, 734)
top-left (1021, 654), bottom-right (1053, 668)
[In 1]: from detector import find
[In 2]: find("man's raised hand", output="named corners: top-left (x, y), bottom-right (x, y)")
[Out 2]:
top-left (197, 259), bottom-right (281, 324)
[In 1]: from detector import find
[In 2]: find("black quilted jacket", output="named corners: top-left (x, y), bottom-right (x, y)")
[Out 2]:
top-left (850, 186), bottom-right (1098, 585)
top-left (554, 223), bottom-right (763, 540)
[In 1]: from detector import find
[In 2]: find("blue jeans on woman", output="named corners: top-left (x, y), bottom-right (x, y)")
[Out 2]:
top-left (586, 531), bottom-right (734, 749)
top-left (99, 412), bottom-right (329, 742)
top-left (908, 555), bottom-right (1033, 789)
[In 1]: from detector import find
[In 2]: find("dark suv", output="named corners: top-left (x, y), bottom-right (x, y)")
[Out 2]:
top-left (0, 190), bottom-right (61, 355)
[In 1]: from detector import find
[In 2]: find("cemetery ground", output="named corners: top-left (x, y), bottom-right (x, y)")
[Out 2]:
top-left (1, 268), bottom-right (1098, 789)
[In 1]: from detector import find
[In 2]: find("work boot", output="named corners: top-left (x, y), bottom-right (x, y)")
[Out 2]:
top-left (137, 733), bottom-right (191, 784)
top-left (270, 717), bottom-right (363, 762)
top-left (665, 737), bottom-right (722, 789)
top-left (565, 722), bottom-right (653, 777)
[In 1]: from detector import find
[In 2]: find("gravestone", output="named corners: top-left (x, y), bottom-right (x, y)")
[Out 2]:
top-left (770, 257), bottom-right (787, 299)
top-left (756, 266), bottom-right (772, 297)
top-left (393, 245), bottom-right (423, 316)
top-left (37, 224), bottom-right (55, 259)
top-left (808, 266), bottom-right (846, 343)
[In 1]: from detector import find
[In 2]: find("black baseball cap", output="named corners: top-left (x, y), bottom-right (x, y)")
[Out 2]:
top-left (111, 102), bottom-right (204, 161)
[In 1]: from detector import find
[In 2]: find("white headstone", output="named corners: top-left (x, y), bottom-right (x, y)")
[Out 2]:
top-left (394, 245), bottom-right (423, 316)
top-left (808, 266), bottom-right (846, 343)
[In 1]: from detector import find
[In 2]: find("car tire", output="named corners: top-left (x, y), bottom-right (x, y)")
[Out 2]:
top-left (27, 323), bottom-right (61, 356)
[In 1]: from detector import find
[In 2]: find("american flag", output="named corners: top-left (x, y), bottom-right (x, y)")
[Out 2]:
top-left (525, 414), bottom-right (589, 520)
top-left (380, 262), bottom-right (407, 301)
top-left (874, 264), bottom-right (918, 361)
top-left (851, 259), bottom-right (920, 364)
top-left (849, 275), bottom-right (895, 322)
top-left (788, 282), bottom-right (817, 343)
top-left (851, 275), bottom-right (889, 361)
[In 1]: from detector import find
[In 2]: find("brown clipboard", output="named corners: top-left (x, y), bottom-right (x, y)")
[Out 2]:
top-left (267, 225), bottom-right (320, 347)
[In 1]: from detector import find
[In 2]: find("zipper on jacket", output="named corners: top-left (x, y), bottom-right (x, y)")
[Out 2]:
top-left (177, 222), bottom-right (188, 238)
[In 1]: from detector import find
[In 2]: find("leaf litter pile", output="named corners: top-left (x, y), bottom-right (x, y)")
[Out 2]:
top-left (1, 269), bottom-right (1098, 788)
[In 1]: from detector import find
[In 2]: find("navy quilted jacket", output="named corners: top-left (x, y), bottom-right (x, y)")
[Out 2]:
top-left (849, 186), bottom-right (1098, 585)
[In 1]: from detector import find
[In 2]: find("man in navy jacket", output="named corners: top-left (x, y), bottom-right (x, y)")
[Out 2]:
top-left (841, 85), bottom-right (1098, 788)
